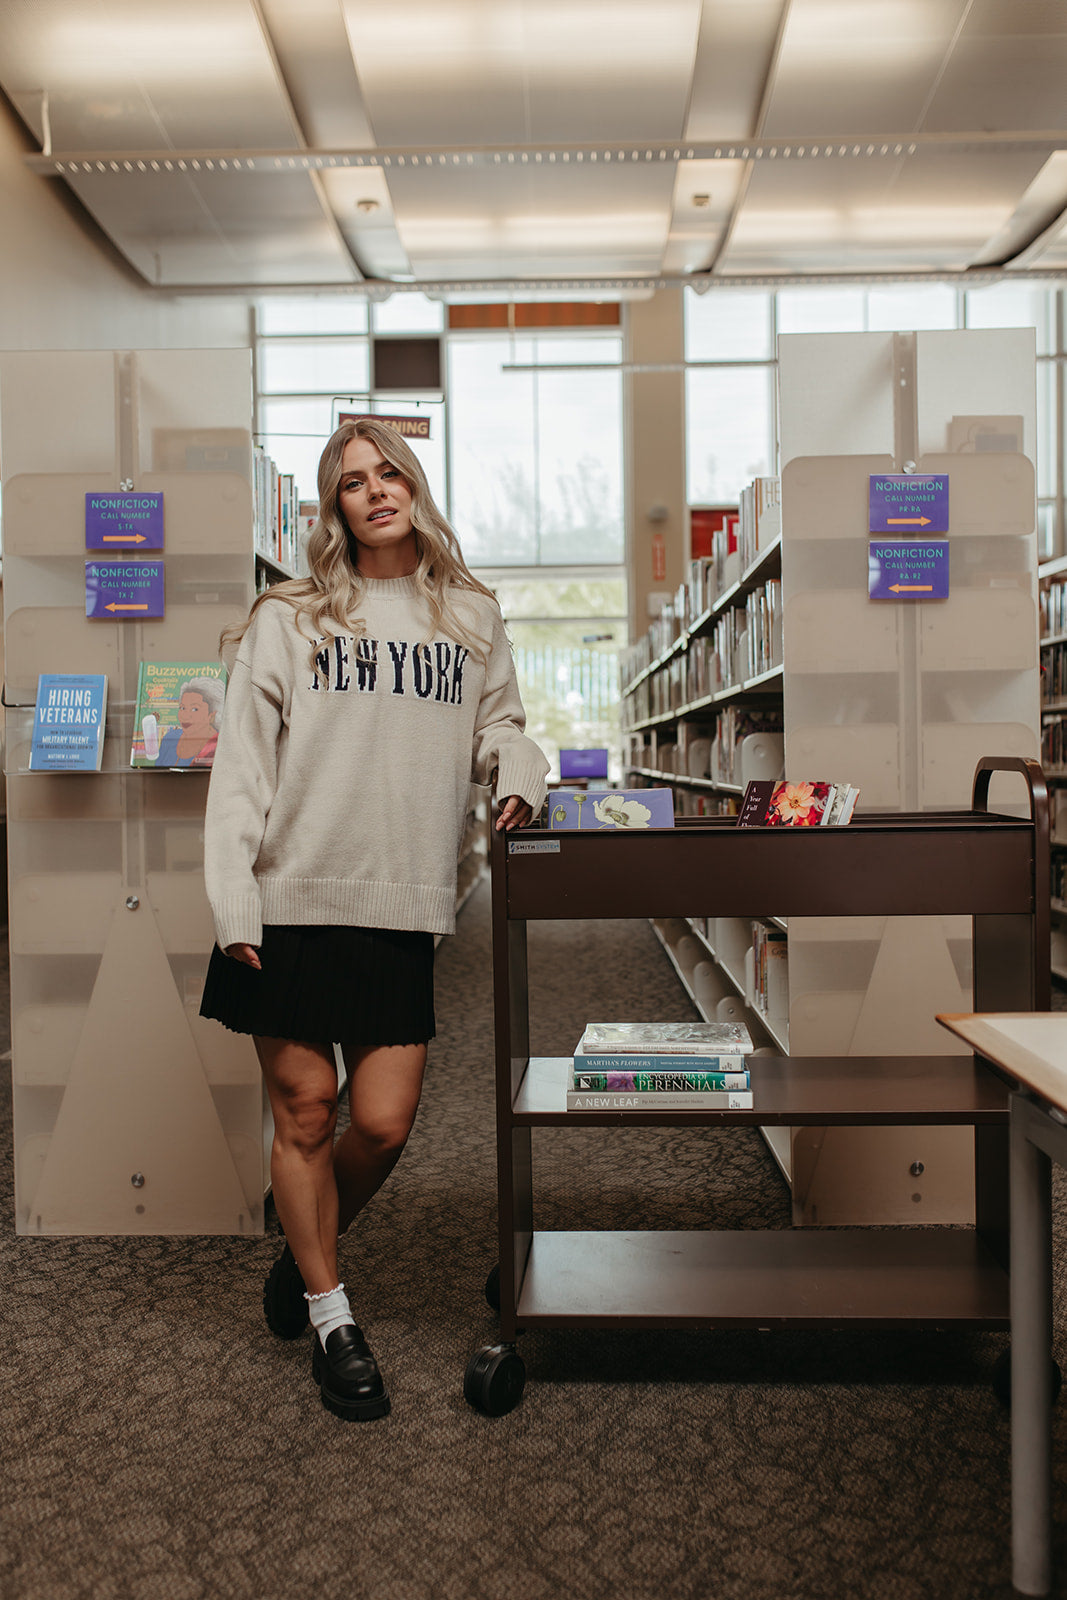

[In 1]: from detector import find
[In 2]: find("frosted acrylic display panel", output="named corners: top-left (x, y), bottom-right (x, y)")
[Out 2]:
top-left (777, 329), bottom-right (1039, 1151)
top-left (1, 349), bottom-right (263, 1235)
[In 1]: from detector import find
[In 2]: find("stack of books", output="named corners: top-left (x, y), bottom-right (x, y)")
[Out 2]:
top-left (567, 1022), bottom-right (755, 1110)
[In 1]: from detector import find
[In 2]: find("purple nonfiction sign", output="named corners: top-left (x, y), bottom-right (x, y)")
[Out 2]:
top-left (85, 560), bottom-right (165, 620)
top-left (869, 540), bottom-right (949, 601)
top-left (85, 491), bottom-right (164, 549)
top-left (868, 474), bottom-right (949, 534)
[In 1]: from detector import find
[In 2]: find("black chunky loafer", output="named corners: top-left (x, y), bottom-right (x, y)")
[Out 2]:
top-left (262, 1241), bottom-right (309, 1339)
top-left (312, 1324), bottom-right (391, 1421)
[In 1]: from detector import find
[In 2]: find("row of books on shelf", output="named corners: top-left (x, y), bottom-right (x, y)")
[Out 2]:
top-left (1041, 641), bottom-right (1067, 703)
top-left (567, 1022), bottom-right (755, 1109)
top-left (1041, 716), bottom-right (1067, 770)
top-left (253, 444), bottom-right (315, 574)
top-left (618, 479), bottom-right (781, 692)
top-left (29, 665), bottom-right (228, 773)
top-left (1041, 576), bottom-right (1067, 640)
top-left (540, 775), bottom-right (857, 834)
top-left (622, 582), bottom-right (784, 724)
top-left (626, 710), bottom-right (785, 790)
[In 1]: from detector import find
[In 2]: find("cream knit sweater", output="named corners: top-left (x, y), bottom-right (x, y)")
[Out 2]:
top-left (204, 577), bottom-right (549, 950)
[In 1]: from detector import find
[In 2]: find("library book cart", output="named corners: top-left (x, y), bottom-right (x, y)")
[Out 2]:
top-left (462, 757), bottom-right (1051, 1416)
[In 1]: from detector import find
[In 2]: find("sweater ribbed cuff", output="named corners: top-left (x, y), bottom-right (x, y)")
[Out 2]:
top-left (495, 752), bottom-right (549, 814)
top-left (212, 896), bottom-right (264, 953)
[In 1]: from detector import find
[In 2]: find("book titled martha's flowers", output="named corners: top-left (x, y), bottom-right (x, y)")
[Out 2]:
top-left (546, 788), bottom-right (675, 830)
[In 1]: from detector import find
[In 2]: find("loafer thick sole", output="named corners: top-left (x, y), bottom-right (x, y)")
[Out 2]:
top-left (312, 1325), bottom-right (391, 1421)
top-left (263, 1241), bottom-right (309, 1340)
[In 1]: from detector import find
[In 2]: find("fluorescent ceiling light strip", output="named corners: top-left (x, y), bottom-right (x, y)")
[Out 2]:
top-left (33, 130), bottom-right (1067, 175)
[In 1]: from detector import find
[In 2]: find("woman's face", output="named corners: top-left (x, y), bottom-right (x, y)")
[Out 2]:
top-left (338, 435), bottom-right (416, 572)
top-left (179, 691), bottom-right (213, 733)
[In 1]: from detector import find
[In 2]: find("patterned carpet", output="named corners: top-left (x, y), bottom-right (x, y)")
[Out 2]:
top-left (3, 889), bottom-right (1067, 1600)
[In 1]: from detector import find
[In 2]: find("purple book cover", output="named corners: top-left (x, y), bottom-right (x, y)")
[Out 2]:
top-left (547, 788), bottom-right (675, 831)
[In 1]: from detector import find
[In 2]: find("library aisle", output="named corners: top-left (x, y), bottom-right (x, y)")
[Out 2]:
top-left (2, 887), bottom-right (1066, 1600)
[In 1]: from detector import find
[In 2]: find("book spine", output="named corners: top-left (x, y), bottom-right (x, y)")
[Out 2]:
top-left (574, 1052), bottom-right (749, 1070)
top-left (567, 1091), bottom-right (754, 1110)
top-left (573, 1071), bottom-right (751, 1091)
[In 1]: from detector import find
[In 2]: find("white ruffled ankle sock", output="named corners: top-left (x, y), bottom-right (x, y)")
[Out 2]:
top-left (305, 1283), bottom-right (354, 1349)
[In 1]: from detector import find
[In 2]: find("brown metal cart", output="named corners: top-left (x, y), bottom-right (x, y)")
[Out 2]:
top-left (463, 757), bottom-right (1050, 1415)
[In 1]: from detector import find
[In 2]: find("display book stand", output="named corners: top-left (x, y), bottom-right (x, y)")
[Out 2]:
top-left (0, 348), bottom-right (262, 1236)
top-left (462, 756), bottom-right (1049, 1416)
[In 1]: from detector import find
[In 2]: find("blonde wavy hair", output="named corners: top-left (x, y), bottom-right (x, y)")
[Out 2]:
top-left (221, 417), bottom-right (496, 667)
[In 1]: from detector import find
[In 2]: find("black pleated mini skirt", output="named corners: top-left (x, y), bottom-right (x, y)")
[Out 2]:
top-left (199, 924), bottom-right (436, 1046)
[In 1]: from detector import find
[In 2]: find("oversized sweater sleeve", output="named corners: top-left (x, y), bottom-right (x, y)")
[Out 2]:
top-left (203, 612), bottom-right (288, 950)
top-left (470, 608), bottom-right (550, 809)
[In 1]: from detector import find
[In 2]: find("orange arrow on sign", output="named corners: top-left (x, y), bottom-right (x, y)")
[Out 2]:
top-left (101, 532), bottom-right (147, 542)
top-left (889, 583), bottom-right (933, 593)
top-left (886, 516), bottom-right (932, 526)
top-left (104, 602), bottom-right (150, 611)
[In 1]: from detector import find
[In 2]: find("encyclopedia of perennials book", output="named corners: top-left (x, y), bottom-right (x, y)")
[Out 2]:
top-left (29, 674), bottom-right (108, 771)
top-left (568, 1021), bottom-right (755, 1110)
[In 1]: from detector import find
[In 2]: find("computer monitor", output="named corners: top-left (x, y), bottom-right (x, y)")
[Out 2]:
top-left (558, 747), bottom-right (610, 781)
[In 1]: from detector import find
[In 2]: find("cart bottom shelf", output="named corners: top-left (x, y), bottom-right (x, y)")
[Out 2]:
top-left (513, 1229), bottom-right (1008, 1330)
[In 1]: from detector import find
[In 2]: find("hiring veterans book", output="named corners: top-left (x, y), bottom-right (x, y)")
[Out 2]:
top-left (573, 1070), bottom-right (751, 1092)
top-left (547, 788), bottom-right (675, 830)
top-left (29, 674), bottom-right (108, 771)
top-left (574, 1021), bottom-right (754, 1057)
top-left (567, 1089), bottom-right (754, 1111)
top-left (738, 779), bottom-right (859, 827)
top-left (130, 660), bottom-right (227, 769)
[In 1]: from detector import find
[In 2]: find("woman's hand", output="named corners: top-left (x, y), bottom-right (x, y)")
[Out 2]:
top-left (496, 795), bottom-right (534, 832)
top-left (226, 942), bottom-right (262, 969)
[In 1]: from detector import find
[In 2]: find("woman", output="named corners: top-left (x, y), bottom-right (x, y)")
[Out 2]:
top-left (200, 418), bottom-right (548, 1421)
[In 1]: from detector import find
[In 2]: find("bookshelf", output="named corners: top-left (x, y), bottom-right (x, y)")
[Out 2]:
top-left (619, 328), bottom-right (1041, 1227)
top-left (0, 348), bottom-right (263, 1235)
top-left (1039, 555), bottom-right (1067, 981)
top-left (463, 758), bottom-right (1047, 1415)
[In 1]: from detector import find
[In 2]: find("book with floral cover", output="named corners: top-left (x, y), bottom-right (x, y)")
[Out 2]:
top-left (573, 1070), bottom-right (751, 1091)
top-left (547, 788), bottom-right (675, 830)
top-left (574, 1021), bottom-right (753, 1056)
top-left (738, 779), bottom-right (858, 827)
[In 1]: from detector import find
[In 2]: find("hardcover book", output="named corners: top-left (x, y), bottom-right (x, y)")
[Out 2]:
top-left (547, 788), bottom-right (675, 831)
top-left (738, 779), bottom-right (858, 827)
top-left (130, 661), bottom-right (227, 769)
top-left (574, 1021), bottom-right (754, 1056)
top-left (567, 1089), bottom-right (754, 1111)
top-left (29, 674), bottom-right (108, 772)
top-left (573, 1070), bottom-right (751, 1092)
top-left (574, 1053), bottom-right (749, 1074)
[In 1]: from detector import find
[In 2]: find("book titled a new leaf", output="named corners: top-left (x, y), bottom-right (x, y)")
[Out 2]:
top-left (29, 675), bottom-right (108, 771)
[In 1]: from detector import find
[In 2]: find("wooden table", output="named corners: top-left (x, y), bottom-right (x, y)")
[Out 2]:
top-left (937, 1011), bottom-right (1067, 1599)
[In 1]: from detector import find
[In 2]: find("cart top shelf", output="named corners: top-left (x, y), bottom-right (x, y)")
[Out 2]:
top-left (495, 810), bottom-right (1041, 922)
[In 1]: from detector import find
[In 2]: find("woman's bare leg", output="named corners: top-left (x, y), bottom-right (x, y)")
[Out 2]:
top-left (333, 1043), bottom-right (427, 1234)
top-left (256, 1036), bottom-right (341, 1295)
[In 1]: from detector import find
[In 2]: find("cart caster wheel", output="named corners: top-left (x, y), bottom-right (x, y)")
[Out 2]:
top-left (464, 1343), bottom-right (525, 1416)
top-left (992, 1350), bottom-right (1062, 1408)
top-left (484, 1263), bottom-right (501, 1312)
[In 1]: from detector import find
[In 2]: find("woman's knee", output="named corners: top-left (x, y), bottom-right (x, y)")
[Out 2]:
top-left (273, 1086), bottom-right (338, 1155)
top-left (349, 1109), bottom-right (415, 1160)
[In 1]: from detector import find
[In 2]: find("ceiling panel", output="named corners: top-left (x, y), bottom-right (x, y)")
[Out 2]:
top-left (60, 168), bottom-right (359, 286)
top-left (1, 0), bottom-right (299, 149)
top-left (924, 32), bottom-right (1067, 132)
top-left (383, 161), bottom-right (678, 280)
top-left (761, 0), bottom-right (971, 139)
top-left (339, 0), bottom-right (702, 146)
top-left (722, 146), bottom-right (1049, 275)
